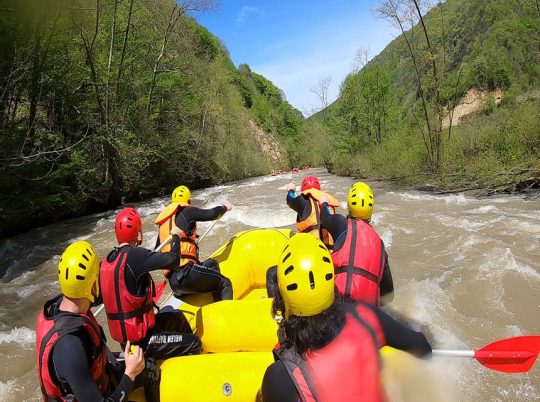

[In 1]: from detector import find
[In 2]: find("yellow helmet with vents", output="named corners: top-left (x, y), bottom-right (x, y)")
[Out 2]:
top-left (277, 234), bottom-right (335, 317)
top-left (347, 182), bottom-right (374, 221)
top-left (172, 185), bottom-right (191, 206)
top-left (58, 241), bottom-right (100, 302)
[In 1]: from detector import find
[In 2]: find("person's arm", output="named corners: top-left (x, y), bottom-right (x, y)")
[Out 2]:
top-left (52, 335), bottom-right (134, 402)
top-left (186, 205), bottom-right (227, 223)
top-left (261, 361), bottom-right (299, 402)
top-left (320, 202), bottom-right (347, 243)
top-left (380, 252), bottom-right (394, 305)
top-left (286, 190), bottom-right (307, 216)
top-left (372, 306), bottom-right (432, 358)
top-left (124, 234), bottom-right (180, 278)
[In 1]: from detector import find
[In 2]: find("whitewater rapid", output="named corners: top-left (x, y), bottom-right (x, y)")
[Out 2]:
top-left (0, 169), bottom-right (538, 401)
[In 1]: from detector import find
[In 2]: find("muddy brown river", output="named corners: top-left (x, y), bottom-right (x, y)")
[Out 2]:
top-left (0, 169), bottom-right (538, 401)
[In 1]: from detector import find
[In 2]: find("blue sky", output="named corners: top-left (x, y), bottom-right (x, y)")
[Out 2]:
top-left (193, 1), bottom-right (399, 116)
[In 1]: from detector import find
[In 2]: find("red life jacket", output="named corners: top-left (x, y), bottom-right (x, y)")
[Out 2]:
top-left (331, 218), bottom-right (385, 305)
top-left (100, 249), bottom-right (156, 344)
top-left (36, 295), bottom-right (109, 401)
top-left (155, 204), bottom-right (198, 275)
top-left (275, 303), bottom-right (386, 402)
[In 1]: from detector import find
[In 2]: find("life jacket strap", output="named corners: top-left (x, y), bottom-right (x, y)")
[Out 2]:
top-left (335, 266), bottom-right (380, 284)
top-left (106, 303), bottom-right (153, 321)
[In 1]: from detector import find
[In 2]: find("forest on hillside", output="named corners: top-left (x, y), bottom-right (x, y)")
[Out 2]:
top-left (2, 0), bottom-right (539, 237)
top-left (307, 0), bottom-right (540, 193)
top-left (0, 0), bottom-right (303, 237)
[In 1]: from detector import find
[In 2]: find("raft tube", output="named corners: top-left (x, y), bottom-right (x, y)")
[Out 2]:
top-left (130, 228), bottom-right (408, 402)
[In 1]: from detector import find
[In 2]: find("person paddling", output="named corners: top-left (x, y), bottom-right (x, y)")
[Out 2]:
top-left (36, 241), bottom-right (147, 402)
top-left (320, 182), bottom-right (394, 306)
top-left (286, 175), bottom-right (340, 251)
top-left (100, 207), bottom-right (201, 364)
top-left (155, 185), bottom-right (233, 301)
top-left (260, 234), bottom-right (432, 402)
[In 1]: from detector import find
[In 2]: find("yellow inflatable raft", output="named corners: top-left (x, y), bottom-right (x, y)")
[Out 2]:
top-left (130, 228), bottom-right (406, 402)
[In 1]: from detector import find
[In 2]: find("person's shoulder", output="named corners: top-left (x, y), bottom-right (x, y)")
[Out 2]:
top-left (265, 360), bottom-right (286, 375)
top-left (127, 245), bottom-right (152, 257)
top-left (54, 331), bottom-right (86, 354)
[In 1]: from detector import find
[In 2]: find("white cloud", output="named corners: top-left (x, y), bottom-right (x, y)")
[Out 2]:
top-left (236, 6), bottom-right (259, 23)
top-left (251, 17), bottom-right (397, 117)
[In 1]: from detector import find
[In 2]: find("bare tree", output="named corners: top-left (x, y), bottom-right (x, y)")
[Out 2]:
top-left (146, 0), bottom-right (218, 116)
top-left (376, 0), bottom-right (458, 171)
top-left (311, 75), bottom-right (332, 121)
top-left (350, 46), bottom-right (370, 74)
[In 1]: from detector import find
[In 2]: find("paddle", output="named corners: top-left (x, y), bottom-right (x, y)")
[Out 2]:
top-left (196, 217), bottom-right (221, 245)
top-left (432, 335), bottom-right (540, 373)
top-left (94, 236), bottom-right (174, 317)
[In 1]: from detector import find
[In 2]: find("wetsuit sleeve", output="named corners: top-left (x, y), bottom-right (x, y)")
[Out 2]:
top-left (52, 334), bottom-right (134, 402)
top-left (320, 203), bottom-right (348, 245)
top-left (174, 206), bottom-right (226, 233)
top-left (124, 234), bottom-right (180, 279)
top-left (261, 361), bottom-right (299, 402)
top-left (189, 206), bottom-right (227, 222)
top-left (371, 306), bottom-right (432, 357)
top-left (380, 252), bottom-right (394, 304)
top-left (286, 190), bottom-right (305, 215)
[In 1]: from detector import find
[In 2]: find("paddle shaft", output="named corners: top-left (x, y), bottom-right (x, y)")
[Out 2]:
top-left (93, 236), bottom-right (173, 317)
top-left (432, 350), bottom-right (474, 357)
top-left (158, 216), bottom-right (223, 308)
top-left (196, 218), bottom-right (221, 245)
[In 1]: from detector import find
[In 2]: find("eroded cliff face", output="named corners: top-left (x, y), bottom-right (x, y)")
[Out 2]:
top-left (443, 88), bottom-right (503, 128)
top-left (249, 120), bottom-right (287, 165)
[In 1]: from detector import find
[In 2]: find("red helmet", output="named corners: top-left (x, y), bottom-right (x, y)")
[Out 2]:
top-left (301, 175), bottom-right (321, 192)
top-left (115, 207), bottom-right (143, 245)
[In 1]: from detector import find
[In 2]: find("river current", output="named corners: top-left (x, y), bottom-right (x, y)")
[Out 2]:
top-left (1, 169), bottom-right (538, 401)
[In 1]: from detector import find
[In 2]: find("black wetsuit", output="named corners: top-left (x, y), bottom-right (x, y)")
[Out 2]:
top-left (261, 303), bottom-right (432, 402)
top-left (320, 202), bottom-right (394, 302)
top-left (49, 298), bottom-right (135, 402)
top-left (286, 190), bottom-right (312, 222)
top-left (167, 205), bottom-right (233, 301)
top-left (103, 237), bottom-right (201, 360)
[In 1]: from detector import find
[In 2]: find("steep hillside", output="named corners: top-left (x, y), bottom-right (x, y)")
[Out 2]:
top-left (0, 0), bottom-right (294, 237)
top-left (312, 0), bottom-right (540, 192)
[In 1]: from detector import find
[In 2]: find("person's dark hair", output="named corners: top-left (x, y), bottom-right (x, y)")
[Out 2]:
top-left (272, 288), bottom-right (346, 356)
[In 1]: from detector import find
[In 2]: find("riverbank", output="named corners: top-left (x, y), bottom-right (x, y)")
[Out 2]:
top-left (3, 157), bottom-right (539, 240)
top-left (328, 97), bottom-right (540, 199)
top-left (0, 171), bottom-right (268, 239)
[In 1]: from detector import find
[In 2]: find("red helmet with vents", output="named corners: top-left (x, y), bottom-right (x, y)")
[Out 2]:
top-left (301, 175), bottom-right (321, 192)
top-left (115, 207), bottom-right (143, 245)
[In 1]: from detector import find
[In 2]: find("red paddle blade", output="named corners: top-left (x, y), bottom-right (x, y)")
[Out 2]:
top-left (153, 280), bottom-right (168, 304)
top-left (475, 335), bottom-right (540, 373)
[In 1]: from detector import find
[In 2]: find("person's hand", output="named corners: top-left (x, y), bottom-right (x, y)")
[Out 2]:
top-left (319, 194), bottom-right (329, 205)
top-left (224, 201), bottom-right (232, 212)
top-left (286, 182), bottom-right (296, 192)
top-left (170, 226), bottom-right (181, 236)
top-left (124, 341), bottom-right (145, 381)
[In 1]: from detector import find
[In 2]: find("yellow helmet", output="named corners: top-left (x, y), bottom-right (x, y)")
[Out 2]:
top-left (277, 234), bottom-right (335, 318)
top-left (347, 182), bottom-right (374, 221)
top-left (171, 185), bottom-right (191, 206)
top-left (58, 241), bottom-right (100, 302)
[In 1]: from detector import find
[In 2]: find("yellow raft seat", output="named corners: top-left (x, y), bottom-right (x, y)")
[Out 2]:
top-left (175, 228), bottom-right (292, 329)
